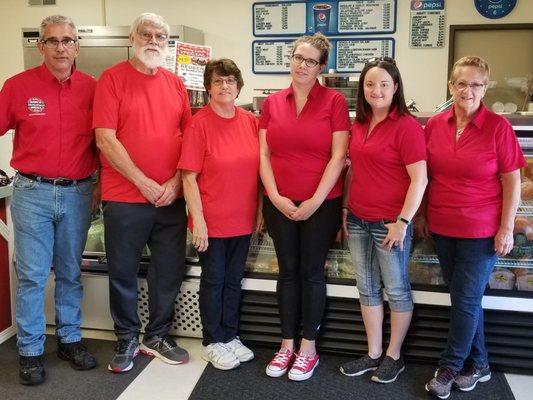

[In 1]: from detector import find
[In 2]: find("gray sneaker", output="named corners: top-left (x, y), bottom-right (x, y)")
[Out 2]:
top-left (371, 356), bottom-right (405, 383)
top-left (340, 354), bottom-right (382, 376)
top-left (140, 334), bottom-right (189, 365)
top-left (454, 364), bottom-right (491, 391)
top-left (425, 367), bottom-right (458, 399)
top-left (108, 337), bottom-right (139, 373)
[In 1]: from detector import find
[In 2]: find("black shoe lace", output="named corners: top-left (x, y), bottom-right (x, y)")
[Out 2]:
top-left (21, 356), bottom-right (42, 369)
top-left (116, 339), bottom-right (135, 354)
top-left (161, 335), bottom-right (177, 350)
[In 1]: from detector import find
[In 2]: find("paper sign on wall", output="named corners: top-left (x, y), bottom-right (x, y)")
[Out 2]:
top-left (409, 0), bottom-right (446, 48)
top-left (166, 40), bottom-right (212, 91)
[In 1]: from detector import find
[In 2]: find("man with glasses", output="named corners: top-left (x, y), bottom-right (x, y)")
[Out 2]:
top-left (93, 12), bottom-right (192, 373)
top-left (0, 15), bottom-right (98, 385)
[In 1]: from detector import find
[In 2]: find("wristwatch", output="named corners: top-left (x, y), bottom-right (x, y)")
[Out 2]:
top-left (397, 216), bottom-right (410, 225)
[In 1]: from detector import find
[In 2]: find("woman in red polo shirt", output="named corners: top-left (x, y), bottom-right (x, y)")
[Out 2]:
top-left (259, 33), bottom-right (350, 381)
top-left (180, 59), bottom-right (259, 371)
top-left (339, 58), bottom-right (427, 384)
top-left (422, 57), bottom-right (525, 399)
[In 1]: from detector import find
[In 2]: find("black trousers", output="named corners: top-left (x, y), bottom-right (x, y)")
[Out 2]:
top-left (104, 199), bottom-right (187, 340)
top-left (263, 196), bottom-right (342, 340)
top-left (198, 234), bottom-right (252, 346)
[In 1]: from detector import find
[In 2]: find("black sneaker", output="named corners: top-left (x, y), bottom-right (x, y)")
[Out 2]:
top-left (140, 334), bottom-right (189, 364)
top-left (57, 340), bottom-right (97, 370)
top-left (108, 337), bottom-right (139, 373)
top-left (425, 367), bottom-right (458, 399)
top-left (340, 354), bottom-right (382, 376)
top-left (371, 355), bottom-right (405, 383)
top-left (19, 355), bottom-right (45, 385)
top-left (454, 364), bottom-right (491, 391)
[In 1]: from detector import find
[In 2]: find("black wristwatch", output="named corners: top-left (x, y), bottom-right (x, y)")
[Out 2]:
top-left (397, 216), bottom-right (410, 225)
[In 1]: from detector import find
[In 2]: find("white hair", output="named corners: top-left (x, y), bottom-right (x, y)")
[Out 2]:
top-left (130, 12), bottom-right (170, 36)
top-left (39, 15), bottom-right (78, 40)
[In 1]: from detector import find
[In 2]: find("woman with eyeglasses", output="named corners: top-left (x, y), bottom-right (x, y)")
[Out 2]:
top-left (339, 57), bottom-right (427, 383)
top-left (180, 59), bottom-right (259, 370)
top-left (421, 57), bottom-right (525, 399)
top-left (259, 33), bottom-right (350, 381)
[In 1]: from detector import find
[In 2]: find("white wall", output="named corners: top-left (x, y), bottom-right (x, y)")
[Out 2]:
top-left (1, 0), bottom-right (532, 171)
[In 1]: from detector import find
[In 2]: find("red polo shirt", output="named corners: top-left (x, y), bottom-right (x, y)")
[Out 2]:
top-left (179, 105), bottom-right (259, 237)
top-left (348, 110), bottom-right (426, 221)
top-left (426, 104), bottom-right (526, 238)
top-left (0, 63), bottom-right (97, 179)
top-left (93, 61), bottom-right (192, 203)
top-left (258, 80), bottom-right (350, 201)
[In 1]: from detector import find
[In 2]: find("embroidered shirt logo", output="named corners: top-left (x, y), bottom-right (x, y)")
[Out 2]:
top-left (27, 97), bottom-right (46, 114)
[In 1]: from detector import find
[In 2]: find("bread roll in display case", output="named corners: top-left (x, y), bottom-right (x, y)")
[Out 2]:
top-left (50, 114), bottom-right (533, 374)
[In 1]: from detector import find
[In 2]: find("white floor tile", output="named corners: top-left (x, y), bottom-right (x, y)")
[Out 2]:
top-left (505, 373), bottom-right (533, 400)
top-left (117, 338), bottom-right (207, 400)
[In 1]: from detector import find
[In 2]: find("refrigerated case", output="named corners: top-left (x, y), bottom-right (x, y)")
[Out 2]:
top-left (73, 114), bottom-right (533, 373)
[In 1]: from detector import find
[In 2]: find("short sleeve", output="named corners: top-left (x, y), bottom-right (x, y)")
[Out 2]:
top-left (330, 93), bottom-right (350, 132)
top-left (92, 71), bottom-right (119, 130)
top-left (0, 79), bottom-right (15, 135)
top-left (178, 120), bottom-right (207, 174)
top-left (398, 117), bottom-right (427, 166)
top-left (258, 97), bottom-right (271, 130)
top-left (495, 119), bottom-right (527, 173)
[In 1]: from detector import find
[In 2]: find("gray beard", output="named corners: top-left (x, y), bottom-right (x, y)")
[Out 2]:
top-left (134, 44), bottom-right (167, 70)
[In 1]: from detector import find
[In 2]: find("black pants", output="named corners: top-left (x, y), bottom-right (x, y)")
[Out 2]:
top-left (198, 234), bottom-right (252, 346)
top-left (263, 196), bottom-right (342, 340)
top-left (104, 199), bottom-right (187, 340)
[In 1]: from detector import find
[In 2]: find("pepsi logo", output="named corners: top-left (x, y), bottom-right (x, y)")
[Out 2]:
top-left (412, 1), bottom-right (423, 10)
top-left (318, 13), bottom-right (327, 22)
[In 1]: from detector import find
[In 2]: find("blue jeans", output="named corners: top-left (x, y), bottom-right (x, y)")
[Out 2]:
top-left (433, 234), bottom-right (497, 371)
top-left (11, 173), bottom-right (93, 356)
top-left (198, 234), bottom-right (252, 346)
top-left (346, 213), bottom-right (413, 312)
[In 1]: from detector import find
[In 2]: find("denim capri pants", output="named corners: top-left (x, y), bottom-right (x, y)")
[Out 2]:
top-left (346, 212), bottom-right (413, 312)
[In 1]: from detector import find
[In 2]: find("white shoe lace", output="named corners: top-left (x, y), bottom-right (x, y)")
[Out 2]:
top-left (271, 350), bottom-right (291, 366)
top-left (292, 353), bottom-right (312, 371)
top-left (206, 343), bottom-right (230, 362)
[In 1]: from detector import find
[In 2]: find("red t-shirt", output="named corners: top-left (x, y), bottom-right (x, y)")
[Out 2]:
top-left (179, 105), bottom-right (259, 237)
top-left (258, 80), bottom-right (350, 201)
top-left (93, 61), bottom-right (192, 203)
top-left (0, 63), bottom-right (97, 179)
top-left (348, 110), bottom-right (426, 221)
top-left (426, 104), bottom-right (526, 238)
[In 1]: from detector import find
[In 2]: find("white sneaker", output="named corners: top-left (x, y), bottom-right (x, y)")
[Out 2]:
top-left (225, 337), bottom-right (254, 362)
top-left (202, 343), bottom-right (240, 370)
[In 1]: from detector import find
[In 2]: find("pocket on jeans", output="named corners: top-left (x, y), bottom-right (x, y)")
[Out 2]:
top-left (13, 174), bottom-right (37, 190)
top-left (75, 181), bottom-right (94, 196)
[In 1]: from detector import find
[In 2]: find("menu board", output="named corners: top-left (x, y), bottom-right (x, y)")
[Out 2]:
top-left (335, 38), bottom-right (394, 72)
top-left (253, 1), bottom-right (307, 36)
top-left (409, 0), bottom-right (445, 48)
top-left (253, 38), bottom-right (394, 74)
top-left (253, 0), bottom-right (397, 37)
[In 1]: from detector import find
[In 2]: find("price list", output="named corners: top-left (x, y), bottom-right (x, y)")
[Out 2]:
top-left (337, 0), bottom-right (395, 34)
top-left (253, 41), bottom-right (293, 73)
top-left (409, 10), bottom-right (445, 48)
top-left (336, 39), bottom-right (394, 72)
top-left (254, 2), bottom-right (307, 36)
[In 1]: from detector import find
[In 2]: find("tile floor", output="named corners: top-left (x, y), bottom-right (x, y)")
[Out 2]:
top-left (79, 329), bottom-right (532, 400)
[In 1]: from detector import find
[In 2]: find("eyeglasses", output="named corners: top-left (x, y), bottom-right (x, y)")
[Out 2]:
top-left (138, 31), bottom-right (168, 43)
top-left (452, 81), bottom-right (487, 91)
top-left (365, 56), bottom-right (396, 65)
top-left (41, 38), bottom-right (77, 49)
top-left (212, 77), bottom-right (238, 87)
top-left (290, 54), bottom-right (320, 68)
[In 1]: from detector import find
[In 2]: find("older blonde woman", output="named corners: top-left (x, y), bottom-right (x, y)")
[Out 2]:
top-left (421, 57), bottom-right (526, 399)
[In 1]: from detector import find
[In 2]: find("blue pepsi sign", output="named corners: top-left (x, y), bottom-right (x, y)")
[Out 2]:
top-left (474, 0), bottom-right (517, 19)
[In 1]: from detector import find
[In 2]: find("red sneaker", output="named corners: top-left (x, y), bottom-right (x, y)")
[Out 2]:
top-left (288, 351), bottom-right (319, 381)
top-left (265, 348), bottom-right (294, 378)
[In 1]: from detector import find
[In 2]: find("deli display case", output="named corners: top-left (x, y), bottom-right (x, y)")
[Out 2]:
top-left (72, 114), bottom-right (533, 374)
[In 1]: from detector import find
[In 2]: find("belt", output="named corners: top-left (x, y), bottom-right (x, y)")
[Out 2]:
top-left (19, 172), bottom-right (93, 186)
